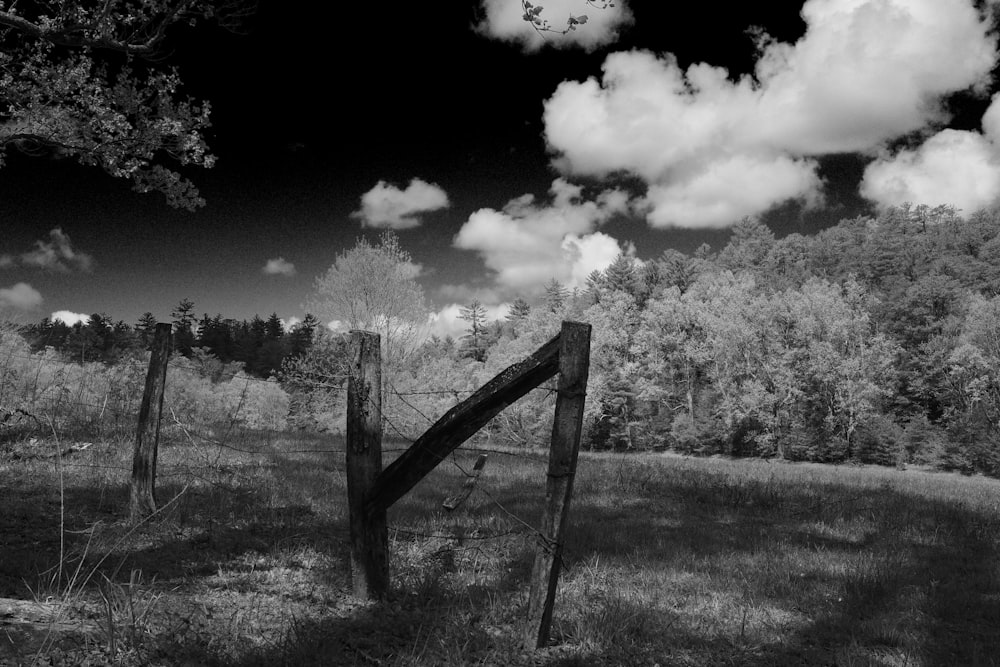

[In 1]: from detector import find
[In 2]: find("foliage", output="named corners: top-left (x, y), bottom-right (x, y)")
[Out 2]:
top-left (10, 203), bottom-right (1000, 476)
top-left (307, 231), bottom-right (430, 368)
top-left (0, 1), bottom-right (252, 208)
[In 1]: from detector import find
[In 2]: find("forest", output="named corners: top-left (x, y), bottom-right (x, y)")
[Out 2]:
top-left (6, 203), bottom-right (1000, 478)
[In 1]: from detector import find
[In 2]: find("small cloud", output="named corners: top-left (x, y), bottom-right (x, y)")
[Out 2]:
top-left (453, 179), bottom-right (630, 293)
top-left (21, 228), bottom-right (93, 272)
top-left (263, 257), bottom-right (296, 276)
top-left (0, 282), bottom-right (43, 310)
top-left (476, 0), bottom-right (633, 53)
top-left (0, 255), bottom-right (14, 269)
top-left (326, 319), bottom-right (344, 332)
top-left (351, 178), bottom-right (450, 229)
top-left (281, 316), bottom-right (302, 330)
top-left (51, 310), bottom-right (90, 326)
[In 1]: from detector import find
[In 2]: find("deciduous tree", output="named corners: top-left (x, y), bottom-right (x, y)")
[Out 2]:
top-left (0, 0), bottom-right (252, 209)
top-left (307, 231), bottom-right (429, 367)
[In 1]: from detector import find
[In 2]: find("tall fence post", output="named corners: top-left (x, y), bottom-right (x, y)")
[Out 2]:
top-left (525, 321), bottom-right (591, 649)
top-left (347, 330), bottom-right (388, 599)
top-left (129, 322), bottom-right (171, 522)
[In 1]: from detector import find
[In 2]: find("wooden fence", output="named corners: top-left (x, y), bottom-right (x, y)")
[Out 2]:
top-left (126, 319), bottom-right (592, 649)
top-left (347, 320), bottom-right (591, 649)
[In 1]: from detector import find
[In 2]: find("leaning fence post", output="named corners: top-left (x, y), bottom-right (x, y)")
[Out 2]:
top-left (129, 322), bottom-right (171, 522)
top-left (525, 321), bottom-right (591, 649)
top-left (347, 330), bottom-right (388, 599)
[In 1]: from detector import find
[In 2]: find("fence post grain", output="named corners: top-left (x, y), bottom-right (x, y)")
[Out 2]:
top-left (525, 321), bottom-right (591, 649)
top-left (129, 322), bottom-right (171, 522)
top-left (347, 330), bottom-right (388, 599)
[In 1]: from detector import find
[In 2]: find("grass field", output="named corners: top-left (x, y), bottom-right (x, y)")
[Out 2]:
top-left (1, 429), bottom-right (999, 666)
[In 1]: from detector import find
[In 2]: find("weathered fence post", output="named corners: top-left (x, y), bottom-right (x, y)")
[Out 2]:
top-left (525, 321), bottom-right (591, 649)
top-left (347, 331), bottom-right (388, 599)
top-left (129, 322), bottom-right (171, 522)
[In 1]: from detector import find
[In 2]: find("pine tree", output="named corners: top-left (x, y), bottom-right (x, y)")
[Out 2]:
top-left (506, 297), bottom-right (531, 322)
top-left (265, 313), bottom-right (285, 340)
top-left (289, 314), bottom-right (319, 358)
top-left (136, 312), bottom-right (158, 349)
top-left (604, 252), bottom-right (637, 295)
top-left (543, 278), bottom-right (569, 313)
top-left (171, 298), bottom-right (197, 356)
top-left (459, 300), bottom-right (488, 361)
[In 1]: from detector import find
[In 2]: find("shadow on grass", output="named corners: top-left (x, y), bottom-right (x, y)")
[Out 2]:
top-left (520, 462), bottom-right (1000, 667)
top-left (3, 450), bottom-right (999, 665)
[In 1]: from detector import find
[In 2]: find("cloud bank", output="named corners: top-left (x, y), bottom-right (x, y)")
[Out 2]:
top-left (454, 178), bottom-right (629, 294)
top-left (0, 282), bottom-right (43, 310)
top-left (476, 0), bottom-right (633, 53)
top-left (543, 0), bottom-right (999, 226)
top-left (263, 257), bottom-right (296, 276)
top-left (352, 178), bottom-right (450, 229)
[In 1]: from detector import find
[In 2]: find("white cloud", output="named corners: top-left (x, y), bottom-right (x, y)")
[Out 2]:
top-left (543, 0), bottom-right (998, 227)
top-left (20, 228), bottom-right (93, 272)
top-left (860, 129), bottom-right (1000, 213)
top-left (0, 282), bottom-right (42, 310)
top-left (428, 302), bottom-right (511, 340)
top-left (981, 92), bottom-right (1000, 145)
top-left (263, 257), bottom-right (296, 276)
top-left (642, 154), bottom-right (824, 228)
top-left (281, 316), bottom-right (302, 330)
top-left (454, 179), bottom-right (630, 293)
top-left (476, 0), bottom-right (633, 53)
top-left (352, 178), bottom-right (450, 229)
top-left (51, 310), bottom-right (89, 326)
top-left (326, 319), bottom-right (344, 332)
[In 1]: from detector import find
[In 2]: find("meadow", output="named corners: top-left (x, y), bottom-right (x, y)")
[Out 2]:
top-left (1, 428), bottom-right (999, 666)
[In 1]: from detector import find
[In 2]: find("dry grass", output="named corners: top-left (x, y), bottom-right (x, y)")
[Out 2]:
top-left (2, 431), bottom-right (999, 666)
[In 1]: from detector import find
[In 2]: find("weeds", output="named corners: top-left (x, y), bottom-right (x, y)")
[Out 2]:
top-left (3, 433), bottom-right (1000, 666)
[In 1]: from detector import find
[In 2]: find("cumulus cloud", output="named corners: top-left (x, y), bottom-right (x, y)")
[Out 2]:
top-left (454, 178), bottom-right (629, 293)
top-left (20, 227), bottom-right (94, 272)
top-left (351, 178), bottom-right (450, 229)
top-left (428, 302), bottom-right (512, 340)
top-left (860, 129), bottom-right (1000, 212)
top-left (263, 257), bottom-right (296, 276)
top-left (543, 0), bottom-right (998, 226)
top-left (0, 282), bottom-right (43, 310)
top-left (642, 153), bottom-right (824, 229)
top-left (476, 0), bottom-right (633, 52)
top-left (51, 310), bottom-right (90, 326)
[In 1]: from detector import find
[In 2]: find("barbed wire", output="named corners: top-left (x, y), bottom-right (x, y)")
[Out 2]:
top-left (4, 342), bottom-right (568, 569)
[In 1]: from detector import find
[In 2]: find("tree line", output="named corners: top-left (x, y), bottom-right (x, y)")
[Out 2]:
top-left (11, 204), bottom-right (1000, 477)
top-left (367, 205), bottom-right (1000, 477)
top-left (19, 302), bottom-right (320, 379)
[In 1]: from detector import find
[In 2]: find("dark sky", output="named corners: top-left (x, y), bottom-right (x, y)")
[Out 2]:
top-left (2, 1), bottom-right (997, 336)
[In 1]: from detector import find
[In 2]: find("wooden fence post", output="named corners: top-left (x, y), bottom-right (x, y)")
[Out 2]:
top-left (347, 331), bottom-right (388, 600)
top-left (525, 321), bottom-right (591, 649)
top-left (129, 322), bottom-right (171, 522)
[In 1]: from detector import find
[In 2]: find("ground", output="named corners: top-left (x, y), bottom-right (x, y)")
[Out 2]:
top-left (1, 432), bottom-right (999, 666)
